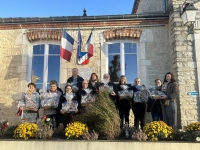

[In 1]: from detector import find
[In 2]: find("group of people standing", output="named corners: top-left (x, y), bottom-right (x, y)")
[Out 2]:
top-left (17, 68), bottom-right (178, 130)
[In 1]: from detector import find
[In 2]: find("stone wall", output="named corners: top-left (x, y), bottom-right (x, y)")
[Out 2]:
top-left (0, 29), bottom-right (27, 124)
top-left (139, 26), bottom-right (170, 86)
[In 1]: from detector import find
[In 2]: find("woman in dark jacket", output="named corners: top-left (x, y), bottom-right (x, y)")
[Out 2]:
top-left (58, 84), bottom-right (77, 129)
top-left (147, 79), bottom-right (163, 121)
top-left (131, 78), bottom-right (148, 129)
top-left (88, 73), bottom-right (101, 94)
top-left (160, 72), bottom-right (178, 128)
top-left (116, 75), bottom-right (132, 128)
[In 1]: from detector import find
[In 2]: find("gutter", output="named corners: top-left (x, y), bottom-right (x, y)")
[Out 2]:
top-left (0, 14), bottom-right (169, 25)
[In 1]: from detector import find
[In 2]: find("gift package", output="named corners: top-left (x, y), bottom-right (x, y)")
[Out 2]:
top-left (133, 86), bottom-right (149, 103)
top-left (148, 86), bottom-right (166, 99)
top-left (40, 93), bottom-right (59, 109)
top-left (99, 85), bottom-right (114, 94)
top-left (81, 93), bottom-right (94, 106)
top-left (118, 90), bottom-right (133, 100)
top-left (118, 85), bottom-right (133, 100)
top-left (61, 101), bottom-right (78, 113)
top-left (25, 95), bottom-right (38, 107)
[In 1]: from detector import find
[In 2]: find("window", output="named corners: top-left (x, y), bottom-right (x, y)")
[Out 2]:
top-left (31, 44), bottom-right (60, 92)
top-left (108, 42), bottom-right (138, 84)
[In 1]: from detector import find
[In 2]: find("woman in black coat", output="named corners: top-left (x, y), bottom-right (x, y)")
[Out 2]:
top-left (88, 73), bottom-right (101, 94)
top-left (58, 84), bottom-right (77, 129)
top-left (147, 79), bottom-right (163, 121)
top-left (116, 75), bottom-right (132, 128)
top-left (131, 78), bottom-right (148, 129)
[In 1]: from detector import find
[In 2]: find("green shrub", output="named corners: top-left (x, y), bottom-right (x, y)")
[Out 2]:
top-left (75, 90), bottom-right (120, 140)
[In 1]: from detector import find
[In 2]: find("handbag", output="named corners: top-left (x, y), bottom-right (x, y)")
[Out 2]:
top-left (164, 99), bottom-right (170, 106)
top-left (17, 109), bottom-right (22, 116)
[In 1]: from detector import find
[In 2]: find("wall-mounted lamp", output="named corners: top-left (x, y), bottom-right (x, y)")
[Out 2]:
top-left (180, 2), bottom-right (197, 26)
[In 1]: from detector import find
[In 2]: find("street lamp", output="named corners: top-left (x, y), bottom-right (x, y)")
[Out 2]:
top-left (180, 2), bottom-right (197, 26)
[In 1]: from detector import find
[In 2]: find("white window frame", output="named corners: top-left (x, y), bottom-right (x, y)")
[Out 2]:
top-left (105, 40), bottom-right (140, 83)
top-left (28, 41), bottom-right (61, 92)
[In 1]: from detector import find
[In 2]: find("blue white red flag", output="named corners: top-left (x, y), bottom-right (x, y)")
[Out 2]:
top-left (60, 30), bottom-right (74, 61)
top-left (87, 31), bottom-right (93, 59)
top-left (77, 52), bottom-right (89, 65)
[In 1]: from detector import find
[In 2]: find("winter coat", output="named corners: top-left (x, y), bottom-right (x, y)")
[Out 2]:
top-left (58, 93), bottom-right (77, 123)
top-left (116, 83), bottom-right (132, 110)
top-left (42, 90), bottom-right (62, 115)
top-left (100, 81), bottom-right (118, 104)
top-left (88, 80), bottom-right (101, 94)
top-left (18, 91), bottom-right (40, 122)
top-left (76, 88), bottom-right (95, 110)
top-left (164, 82), bottom-right (178, 101)
top-left (67, 75), bottom-right (84, 90)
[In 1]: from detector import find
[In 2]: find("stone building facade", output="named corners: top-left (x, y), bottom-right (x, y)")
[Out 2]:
top-left (0, 0), bottom-right (199, 128)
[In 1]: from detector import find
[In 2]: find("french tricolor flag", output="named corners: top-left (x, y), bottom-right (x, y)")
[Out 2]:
top-left (87, 31), bottom-right (93, 59)
top-left (60, 30), bottom-right (74, 61)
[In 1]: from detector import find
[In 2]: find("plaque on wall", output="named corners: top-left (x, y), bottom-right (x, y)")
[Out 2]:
top-left (78, 68), bottom-right (92, 80)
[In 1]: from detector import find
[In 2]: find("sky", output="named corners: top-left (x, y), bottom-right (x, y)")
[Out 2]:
top-left (0, 0), bottom-right (135, 18)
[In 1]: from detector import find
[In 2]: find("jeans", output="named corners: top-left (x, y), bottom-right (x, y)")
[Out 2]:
top-left (151, 111), bottom-right (163, 121)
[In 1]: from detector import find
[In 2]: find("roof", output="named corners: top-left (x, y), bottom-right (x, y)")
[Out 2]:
top-left (0, 13), bottom-right (168, 25)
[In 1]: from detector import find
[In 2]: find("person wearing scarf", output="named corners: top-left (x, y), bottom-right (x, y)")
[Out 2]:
top-left (76, 80), bottom-right (95, 113)
top-left (100, 73), bottom-right (118, 105)
top-left (160, 72), bottom-right (178, 128)
top-left (42, 80), bottom-right (62, 129)
top-left (147, 79), bottom-right (163, 121)
top-left (116, 75), bottom-right (132, 128)
top-left (131, 78), bottom-right (148, 129)
top-left (58, 84), bottom-right (77, 129)
top-left (88, 73), bottom-right (101, 94)
top-left (18, 83), bottom-right (40, 123)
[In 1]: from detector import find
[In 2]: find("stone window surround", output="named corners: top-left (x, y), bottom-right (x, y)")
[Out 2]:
top-left (100, 28), bottom-right (153, 86)
top-left (103, 28), bottom-right (142, 41)
top-left (103, 40), bottom-right (140, 84)
top-left (28, 41), bottom-right (61, 92)
top-left (26, 29), bottom-right (62, 42)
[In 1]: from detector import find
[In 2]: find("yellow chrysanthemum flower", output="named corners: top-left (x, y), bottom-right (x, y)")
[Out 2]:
top-left (143, 121), bottom-right (173, 141)
top-left (65, 121), bottom-right (88, 140)
top-left (13, 122), bottom-right (38, 140)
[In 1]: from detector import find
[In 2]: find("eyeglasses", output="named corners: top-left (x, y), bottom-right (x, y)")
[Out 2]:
top-left (82, 83), bottom-right (88, 84)
top-left (135, 81), bottom-right (140, 82)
